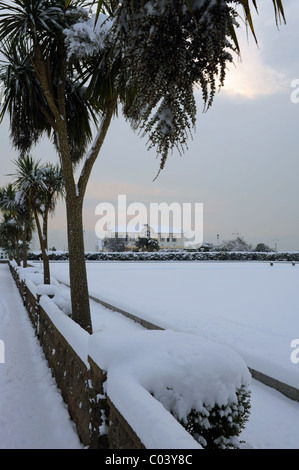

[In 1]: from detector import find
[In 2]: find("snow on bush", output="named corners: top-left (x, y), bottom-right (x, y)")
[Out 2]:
top-left (16, 265), bottom-right (44, 286)
top-left (36, 283), bottom-right (72, 317)
top-left (15, 264), bottom-right (72, 317)
top-left (89, 329), bottom-right (251, 449)
top-left (36, 284), bottom-right (57, 297)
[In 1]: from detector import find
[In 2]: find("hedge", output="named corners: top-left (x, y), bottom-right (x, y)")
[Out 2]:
top-left (28, 251), bottom-right (299, 262)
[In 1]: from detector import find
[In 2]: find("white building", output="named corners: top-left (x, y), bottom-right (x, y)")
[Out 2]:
top-left (146, 225), bottom-right (185, 250)
top-left (103, 224), bottom-right (185, 251)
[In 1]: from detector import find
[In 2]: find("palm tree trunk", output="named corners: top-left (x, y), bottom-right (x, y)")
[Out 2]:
top-left (56, 104), bottom-right (115, 335)
top-left (33, 208), bottom-right (50, 284)
top-left (15, 240), bottom-right (20, 266)
top-left (42, 206), bottom-right (48, 251)
top-left (65, 191), bottom-right (92, 334)
top-left (22, 218), bottom-right (28, 268)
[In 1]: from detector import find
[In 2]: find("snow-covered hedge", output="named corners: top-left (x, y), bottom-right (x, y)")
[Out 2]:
top-left (12, 262), bottom-right (72, 317)
top-left (28, 250), bottom-right (299, 262)
top-left (89, 330), bottom-right (251, 449)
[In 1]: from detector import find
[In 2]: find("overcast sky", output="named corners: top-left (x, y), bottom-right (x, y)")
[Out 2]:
top-left (1, 1), bottom-right (299, 251)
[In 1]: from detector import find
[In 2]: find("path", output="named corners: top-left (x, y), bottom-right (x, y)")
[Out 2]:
top-left (0, 264), bottom-right (82, 449)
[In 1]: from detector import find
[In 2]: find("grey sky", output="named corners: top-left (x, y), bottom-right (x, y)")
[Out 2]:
top-left (0, 1), bottom-right (298, 251)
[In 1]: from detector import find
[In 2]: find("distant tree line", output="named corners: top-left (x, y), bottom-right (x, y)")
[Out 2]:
top-left (200, 237), bottom-right (274, 253)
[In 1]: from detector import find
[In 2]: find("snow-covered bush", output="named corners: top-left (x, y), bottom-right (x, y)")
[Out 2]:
top-left (89, 330), bottom-right (252, 449)
top-left (36, 283), bottom-right (72, 317)
top-left (179, 384), bottom-right (250, 448)
top-left (15, 265), bottom-right (44, 286)
top-left (13, 263), bottom-right (72, 317)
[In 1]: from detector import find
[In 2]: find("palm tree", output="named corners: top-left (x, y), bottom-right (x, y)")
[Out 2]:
top-left (39, 163), bottom-right (65, 253)
top-left (0, 183), bottom-right (35, 266)
top-left (10, 156), bottom-right (44, 275)
top-left (0, 1), bottom-right (119, 333)
top-left (0, 212), bottom-right (23, 264)
top-left (10, 155), bottom-right (63, 284)
top-left (0, 0), bottom-right (286, 332)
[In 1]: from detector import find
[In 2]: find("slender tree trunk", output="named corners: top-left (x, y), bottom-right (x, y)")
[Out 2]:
top-left (33, 208), bottom-right (50, 284)
top-left (56, 103), bottom-right (115, 335)
top-left (55, 115), bottom-right (93, 334)
top-left (22, 219), bottom-right (28, 268)
top-left (42, 206), bottom-right (48, 251)
top-left (15, 240), bottom-right (20, 266)
top-left (65, 191), bottom-right (92, 334)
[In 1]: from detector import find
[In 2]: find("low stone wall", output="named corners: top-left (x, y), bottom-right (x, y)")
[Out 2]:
top-left (9, 262), bottom-right (146, 449)
top-left (107, 398), bottom-right (146, 449)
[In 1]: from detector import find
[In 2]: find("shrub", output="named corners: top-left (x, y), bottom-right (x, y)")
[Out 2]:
top-left (28, 250), bottom-right (299, 262)
top-left (180, 385), bottom-right (251, 449)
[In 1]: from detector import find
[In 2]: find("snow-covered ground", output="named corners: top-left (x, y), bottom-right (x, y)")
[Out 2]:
top-left (51, 261), bottom-right (299, 448)
top-left (49, 261), bottom-right (299, 391)
top-left (1, 260), bottom-right (299, 449)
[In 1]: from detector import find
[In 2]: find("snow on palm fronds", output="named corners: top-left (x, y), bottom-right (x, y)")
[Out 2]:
top-left (64, 12), bottom-right (113, 59)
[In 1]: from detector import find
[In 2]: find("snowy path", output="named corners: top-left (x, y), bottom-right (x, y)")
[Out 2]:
top-left (0, 264), bottom-right (82, 449)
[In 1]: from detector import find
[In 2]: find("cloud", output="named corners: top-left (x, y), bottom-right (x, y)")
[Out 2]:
top-left (221, 42), bottom-right (288, 100)
top-left (83, 180), bottom-right (183, 204)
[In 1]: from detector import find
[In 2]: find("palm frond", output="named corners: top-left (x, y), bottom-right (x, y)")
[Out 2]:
top-left (237, 0), bottom-right (286, 48)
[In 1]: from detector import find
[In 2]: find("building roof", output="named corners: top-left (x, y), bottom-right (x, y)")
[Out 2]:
top-left (108, 224), bottom-right (184, 235)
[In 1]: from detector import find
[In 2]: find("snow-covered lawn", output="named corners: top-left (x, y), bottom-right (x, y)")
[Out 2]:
top-left (49, 261), bottom-right (299, 390)
top-left (47, 259), bottom-right (299, 449)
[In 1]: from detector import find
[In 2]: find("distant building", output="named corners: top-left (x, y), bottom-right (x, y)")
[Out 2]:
top-left (103, 224), bottom-right (185, 251)
top-left (0, 248), bottom-right (8, 260)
